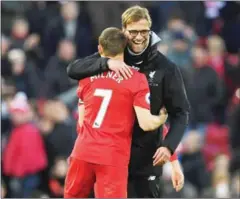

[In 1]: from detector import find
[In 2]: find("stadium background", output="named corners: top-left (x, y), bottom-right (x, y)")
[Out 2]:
top-left (1, 1), bottom-right (239, 198)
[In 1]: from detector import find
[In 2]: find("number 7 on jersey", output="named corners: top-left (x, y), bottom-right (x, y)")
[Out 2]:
top-left (93, 89), bottom-right (112, 128)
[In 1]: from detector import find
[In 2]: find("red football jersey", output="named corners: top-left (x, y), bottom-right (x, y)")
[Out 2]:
top-left (71, 69), bottom-right (150, 167)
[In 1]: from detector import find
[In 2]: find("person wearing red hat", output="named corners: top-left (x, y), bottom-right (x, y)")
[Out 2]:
top-left (2, 92), bottom-right (48, 197)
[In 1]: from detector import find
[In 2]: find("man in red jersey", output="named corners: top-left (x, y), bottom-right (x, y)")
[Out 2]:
top-left (64, 27), bottom-right (168, 198)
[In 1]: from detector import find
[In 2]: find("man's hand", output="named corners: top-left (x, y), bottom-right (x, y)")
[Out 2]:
top-left (171, 160), bottom-right (184, 192)
top-left (108, 59), bottom-right (132, 79)
top-left (153, 147), bottom-right (171, 166)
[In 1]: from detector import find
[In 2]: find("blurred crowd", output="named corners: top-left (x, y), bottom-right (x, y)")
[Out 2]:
top-left (1, 1), bottom-right (240, 198)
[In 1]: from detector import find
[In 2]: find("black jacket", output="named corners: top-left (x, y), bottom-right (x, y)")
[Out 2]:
top-left (67, 32), bottom-right (190, 176)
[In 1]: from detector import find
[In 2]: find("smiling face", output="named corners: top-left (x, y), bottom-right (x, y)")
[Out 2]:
top-left (123, 19), bottom-right (150, 53)
top-left (121, 5), bottom-right (152, 54)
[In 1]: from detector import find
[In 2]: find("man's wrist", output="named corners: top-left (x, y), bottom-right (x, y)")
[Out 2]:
top-left (171, 160), bottom-right (182, 170)
top-left (162, 144), bottom-right (174, 155)
top-left (170, 153), bottom-right (178, 162)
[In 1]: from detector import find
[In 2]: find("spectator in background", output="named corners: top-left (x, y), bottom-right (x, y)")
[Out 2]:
top-left (39, 100), bottom-right (76, 168)
top-left (207, 35), bottom-right (228, 124)
top-left (1, 35), bottom-right (12, 78)
top-left (2, 92), bottom-right (48, 198)
top-left (207, 35), bottom-right (226, 79)
top-left (187, 45), bottom-right (222, 133)
top-left (10, 18), bottom-right (29, 49)
top-left (43, 40), bottom-right (77, 98)
top-left (10, 17), bottom-right (43, 69)
top-left (43, 1), bottom-right (93, 61)
top-left (48, 157), bottom-right (68, 197)
top-left (158, 12), bottom-right (197, 84)
top-left (166, 31), bottom-right (193, 77)
top-left (158, 12), bottom-right (197, 49)
top-left (10, 18), bottom-right (40, 51)
top-left (7, 48), bottom-right (41, 99)
top-left (181, 130), bottom-right (210, 197)
top-left (37, 100), bottom-right (76, 197)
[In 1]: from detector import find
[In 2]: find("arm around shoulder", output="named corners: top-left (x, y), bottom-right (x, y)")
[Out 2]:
top-left (67, 52), bottom-right (109, 80)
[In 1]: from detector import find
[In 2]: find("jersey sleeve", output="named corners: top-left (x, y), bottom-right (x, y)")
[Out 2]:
top-left (133, 73), bottom-right (150, 110)
top-left (77, 79), bottom-right (89, 105)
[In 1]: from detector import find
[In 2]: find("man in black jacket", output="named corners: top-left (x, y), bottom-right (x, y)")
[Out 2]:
top-left (67, 5), bottom-right (190, 198)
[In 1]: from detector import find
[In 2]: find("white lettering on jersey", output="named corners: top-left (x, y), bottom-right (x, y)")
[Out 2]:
top-left (145, 92), bottom-right (150, 104)
top-left (90, 72), bottom-right (123, 83)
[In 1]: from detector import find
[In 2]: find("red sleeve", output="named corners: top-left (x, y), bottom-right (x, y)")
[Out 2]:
top-left (133, 74), bottom-right (150, 110)
top-left (77, 80), bottom-right (84, 102)
top-left (76, 79), bottom-right (88, 134)
top-left (163, 125), bottom-right (178, 161)
top-left (77, 79), bottom-right (89, 105)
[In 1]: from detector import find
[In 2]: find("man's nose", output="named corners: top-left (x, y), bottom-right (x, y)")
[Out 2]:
top-left (135, 33), bottom-right (143, 40)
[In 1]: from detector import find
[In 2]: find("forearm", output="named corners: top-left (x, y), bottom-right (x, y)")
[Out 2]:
top-left (142, 115), bottom-right (165, 131)
top-left (162, 112), bottom-right (189, 154)
top-left (67, 53), bottom-right (109, 80)
top-left (170, 159), bottom-right (182, 169)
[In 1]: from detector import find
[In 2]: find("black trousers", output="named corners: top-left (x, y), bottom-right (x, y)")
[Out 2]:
top-left (88, 175), bottom-right (163, 198)
top-left (127, 175), bottom-right (163, 198)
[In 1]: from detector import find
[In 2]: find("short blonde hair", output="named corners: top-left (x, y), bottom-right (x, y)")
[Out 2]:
top-left (121, 5), bottom-right (152, 28)
top-left (99, 27), bottom-right (127, 57)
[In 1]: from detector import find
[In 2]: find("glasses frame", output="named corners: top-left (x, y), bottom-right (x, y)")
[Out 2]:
top-left (126, 29), bottom-right (151, 37)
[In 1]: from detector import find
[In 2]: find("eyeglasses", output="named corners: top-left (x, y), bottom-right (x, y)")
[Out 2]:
top-left (126, 29), bottom-right (150, 37)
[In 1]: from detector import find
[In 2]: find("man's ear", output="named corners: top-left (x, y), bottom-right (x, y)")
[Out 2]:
top-left (98, 45), bottom-right (103, 55)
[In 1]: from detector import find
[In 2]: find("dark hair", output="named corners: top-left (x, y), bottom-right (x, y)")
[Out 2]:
top-left (99, 27), bottom-right (127, 57)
